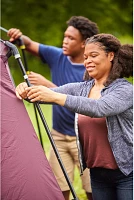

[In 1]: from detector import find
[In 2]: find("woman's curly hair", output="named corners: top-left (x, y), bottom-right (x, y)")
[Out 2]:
top-left (83, 33), bottom-right (133, 86)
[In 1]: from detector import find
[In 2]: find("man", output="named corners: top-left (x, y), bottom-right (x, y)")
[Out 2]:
top-left (8, 16), bottom-right (99, 200)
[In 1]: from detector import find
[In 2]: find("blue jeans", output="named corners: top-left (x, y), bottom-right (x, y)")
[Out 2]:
top-left (90, 168), bottom-right (133, 200)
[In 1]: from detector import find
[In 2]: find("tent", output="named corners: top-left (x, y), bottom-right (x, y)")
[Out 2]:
top-left (1, 41), bottom-right (64, 200)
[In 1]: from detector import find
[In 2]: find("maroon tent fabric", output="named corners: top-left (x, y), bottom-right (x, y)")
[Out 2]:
top-left (0, 43), bottom-right (64, 200)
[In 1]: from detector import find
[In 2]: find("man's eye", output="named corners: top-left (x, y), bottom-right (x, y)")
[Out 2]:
top-left (68, 36), bottom-right (73, 40)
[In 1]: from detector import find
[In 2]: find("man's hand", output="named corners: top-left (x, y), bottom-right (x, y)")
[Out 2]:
top-left (7, 28), bottom-right (22, 42)
top-left (28, 71), bottom-right (57, 88)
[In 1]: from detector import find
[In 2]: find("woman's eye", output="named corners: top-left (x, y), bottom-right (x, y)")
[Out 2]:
top-left (92, 54), bottom-right (97, 57)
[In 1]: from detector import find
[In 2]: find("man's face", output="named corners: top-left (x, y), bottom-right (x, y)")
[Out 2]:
top-left (62, 26), bottom-right (84, 57)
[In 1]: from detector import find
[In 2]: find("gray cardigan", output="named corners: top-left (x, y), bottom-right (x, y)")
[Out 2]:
top-left (53, 78), bottom-right (133, 176)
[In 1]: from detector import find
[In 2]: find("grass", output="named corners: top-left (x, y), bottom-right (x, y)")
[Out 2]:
top-left (24, 101), bottom-right (87, 200)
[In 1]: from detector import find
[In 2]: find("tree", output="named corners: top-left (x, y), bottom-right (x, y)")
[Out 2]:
top-left (1, 0), bottom-right (132, 84)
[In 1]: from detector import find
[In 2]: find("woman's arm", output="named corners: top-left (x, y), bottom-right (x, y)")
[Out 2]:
top-left (15, 82), bottom-right (81, 105)
top-left (16, 81), bottom-right (133, 118)
top-left (65, 83), bottom-right (133, 117)
top-left (25, 85), bottom-right (67, 106)
top-left (15, 82), bottom-right (82, 100)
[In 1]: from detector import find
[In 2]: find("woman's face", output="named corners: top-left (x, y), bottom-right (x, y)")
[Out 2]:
top-left (84, 43), bottom-right (114, 81)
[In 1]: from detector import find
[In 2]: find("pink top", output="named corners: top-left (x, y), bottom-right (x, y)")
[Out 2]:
top-left (78, 114), bottom-right (118, 169)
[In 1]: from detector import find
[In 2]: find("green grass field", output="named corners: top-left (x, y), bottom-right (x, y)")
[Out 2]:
top-left (24, 101), bottom-right (88, 200)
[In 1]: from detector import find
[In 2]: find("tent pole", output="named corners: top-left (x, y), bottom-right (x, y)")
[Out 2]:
top-left (17, 38), bottom-right (43, 148)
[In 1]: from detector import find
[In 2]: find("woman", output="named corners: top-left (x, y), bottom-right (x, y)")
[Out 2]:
top-left (16, 33), bottom-right (133, 200)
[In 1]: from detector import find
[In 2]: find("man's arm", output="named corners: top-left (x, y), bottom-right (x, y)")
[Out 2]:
top-left (8, 28), bottom-right (56, 88)
top-left (7, 28), bottom-right (39, 56)
top-left (28, 71), bottom-right (57, 88)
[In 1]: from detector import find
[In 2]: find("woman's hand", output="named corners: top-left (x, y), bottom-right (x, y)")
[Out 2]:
top-left (25, 85), bottom-right (67, 106)
top-left (15, 82), bottom-right (28, 100)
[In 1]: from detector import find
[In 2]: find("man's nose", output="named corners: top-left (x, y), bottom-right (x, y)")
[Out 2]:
top-left (63, 37), bottom-right (68, 44)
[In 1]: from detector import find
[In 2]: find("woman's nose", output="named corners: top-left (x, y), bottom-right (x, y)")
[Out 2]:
top-left (86, 57), bottom-right (92, 63)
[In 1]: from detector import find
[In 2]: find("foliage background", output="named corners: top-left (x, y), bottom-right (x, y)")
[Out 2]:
top-left (1, 0), bottom-right (133, 85)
